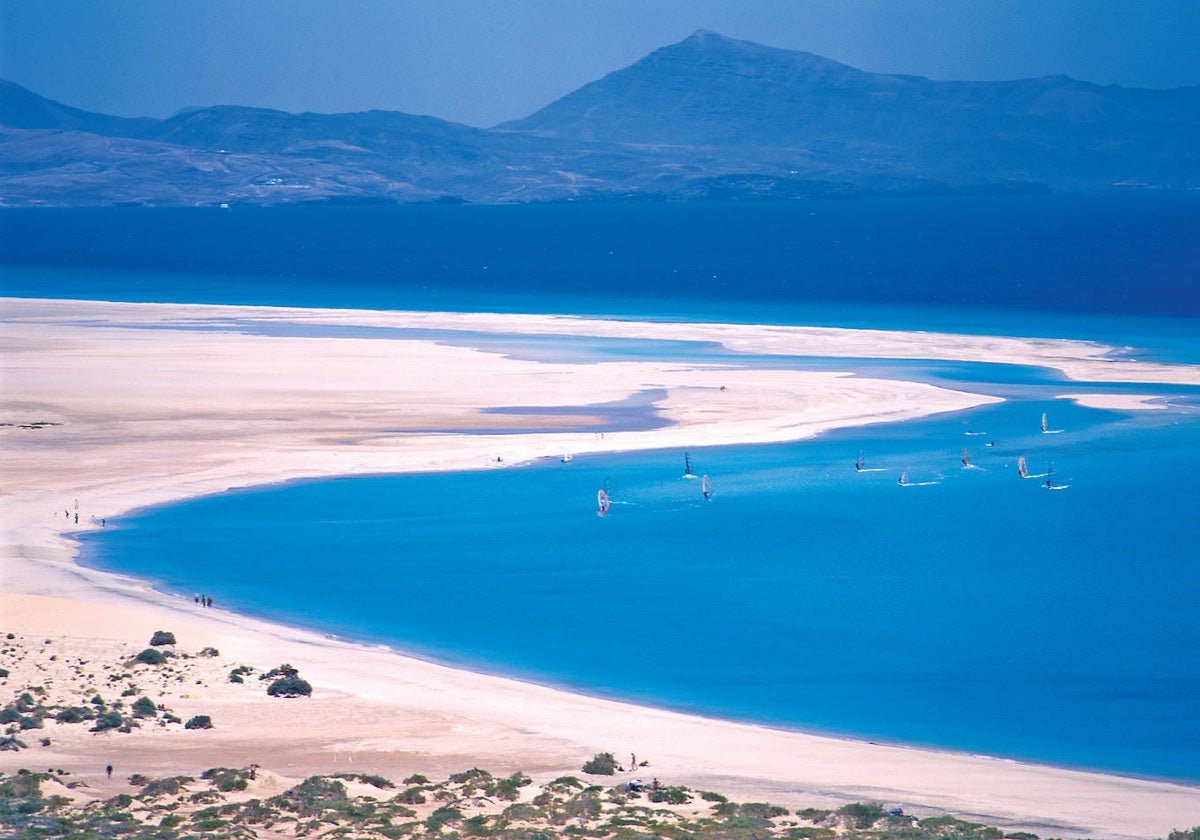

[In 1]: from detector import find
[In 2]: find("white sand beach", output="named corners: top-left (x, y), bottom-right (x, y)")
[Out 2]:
top-left (2, 297), bottom-right (1199, 839)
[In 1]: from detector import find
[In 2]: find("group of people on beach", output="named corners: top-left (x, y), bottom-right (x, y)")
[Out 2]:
top-left (194, 593), bottom-right (214, 608)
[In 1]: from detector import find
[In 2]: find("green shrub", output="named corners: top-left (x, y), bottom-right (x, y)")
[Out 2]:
top-left (149, 631), bottom-right (176, 647)
top-left (54, 707), bottom-right (93, 724)
top-left (402, 773), bottom-right (428, 785)
top-left (184, 715), bottom-right (213, 730)
top-left (647, 785), bottom-right (692, 805)
top-left (131, 696), bottom-right (157, 718)
top-left (838, 802), bottom-right (886, 829)
top-left (266, 675), bottom-right (312, 697)
top-left (395, 786), bottom-right (426, 805)
top-left (739, 802), bottom-right (789, 818)
top-left (89, 711), bottom-right (124, 732)
top-left (198, 647), bottom-right (219, 657)
top-left (135, 648), bottom-right (166, 666)
top-left (425, 806), bottom-right (463, 831)
top-left (581, 752), bottom-right (619, 775)
top-left (0, 669), bottom-right (8, 678)
top-left (201, 767), bottom-right (250, 792)
top-left (139, 776), bottom-right (193, 799)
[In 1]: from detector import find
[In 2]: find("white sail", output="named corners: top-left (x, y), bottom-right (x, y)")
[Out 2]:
top-left (1017, 456), bottom-right (1028, 478)
top-left (1041, 412), bottom-right (1048, 433)
top-left (597, 488), bottom-right (610, 515)
top-left (961, 447), bottom-right (971, 467)
top-left (701, 474), bottom-right (713, 500)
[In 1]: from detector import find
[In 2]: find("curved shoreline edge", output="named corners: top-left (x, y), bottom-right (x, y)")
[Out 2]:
top-left (3, 296), bottom-right (1199, 840)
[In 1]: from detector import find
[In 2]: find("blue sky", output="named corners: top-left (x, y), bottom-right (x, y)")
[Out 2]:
top-left (3, 0), bottom-right (1197, 126)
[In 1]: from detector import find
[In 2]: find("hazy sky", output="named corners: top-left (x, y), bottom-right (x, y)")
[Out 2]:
top-left (3, 0), bottom-right (1198, 127)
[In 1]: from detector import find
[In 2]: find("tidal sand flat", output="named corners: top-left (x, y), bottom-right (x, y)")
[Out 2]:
top-left (2, 297), bottom-right (1200, 839)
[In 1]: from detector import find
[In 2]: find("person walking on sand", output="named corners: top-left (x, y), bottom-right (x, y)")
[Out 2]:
top-left (106, 764), bottom-right (113, 779)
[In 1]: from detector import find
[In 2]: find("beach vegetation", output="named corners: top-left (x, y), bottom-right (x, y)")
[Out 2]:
top-left (199, 646), bottom-right (220, 656)
top-left (149, 630), bottom-right (176, 646)
top-left (266, 674), bottom-right (313, 697)
top-left (0, 669), bottom-right (8, 678)
top-left (4, 765), bottom-right (1188, 840)
top-left (786, 827), bottom-right (838, 838)
top-left (837, 802), bottom-right (887, 829)
top-left (134, 647), bottom-right (166, 666)
top-left (796, 807), bottom-right (832, 821)
top-left (88, 710), bottom-right (127, 732)
top-left (404, 773), bottom-right (429, 785)
top-left (425, 805), bottom-right (464, 830)
top-left (54, 706), bottom-right (94, 723)
top-left (131, 696), bottom-right (157, 717)
top-left (581, 752), bottom-right (619, 775)
top-left (184, 714), bottom-right (213, 729)
top-left (647, 785), bottom-right (692, 805)
top-left (334, 771), bottom-right (395, 789)
top-left (395, 785), bottom-right (428, 805)
top-left (916, 814), bottom-right (1003, 839)
top-left (138, 776), bottom-right (194, 800)
top-left (201, 767), bottom-right (251, 792)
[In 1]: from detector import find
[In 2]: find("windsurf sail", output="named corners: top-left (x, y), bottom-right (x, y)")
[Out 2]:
top-left (597, 488), bottom-right (610, 515)
top-left (1017, 456), bottom-right (1028, 478)
top-left (961, 447), bottom-right (971, 467)
top-left (701, 474), bottom-right (713, 500)
top-left (684, 452), bottom-right (693, 477)
top-left (898, 469), bottom-right (909, 486)
top-left (855, 450), bottom-right (864, 471)
top-left (1041, 412), bottom-right (1048, 433)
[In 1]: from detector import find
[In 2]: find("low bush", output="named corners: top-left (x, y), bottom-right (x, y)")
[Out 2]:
top-left (184, 715), bottom-right (213, 730)
top-left (135, 648), bottom-right (166, 666)
top-left (647, 785), bottom-right (692, 805)
top-left (838, 802), bottom-right (886, 829)
top-left (149, 631), bottom-right (176, 647)
top-left (89, 711), bottom-right (124, 732)
top-left (131, 697), bottom-right (157, 718)
top-left (198, 647), bottom-right (219, 657)
top-left (266, 675), bottom-right (312, 697)
top-left (201, 767), bottom-right (250, 792)
top-left (581, 752), bottom-right (619, 775)
top-left (395, 786), bottom-right (426, 805)
top-left (54, 706), bottom-right (93, 724)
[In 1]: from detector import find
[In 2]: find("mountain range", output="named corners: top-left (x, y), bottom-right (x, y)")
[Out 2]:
top-left (2, 30), bottom-right (1197, 206)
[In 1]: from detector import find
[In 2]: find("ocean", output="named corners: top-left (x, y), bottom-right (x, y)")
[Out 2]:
top-left (4, 194), bottom-right (1199, 783)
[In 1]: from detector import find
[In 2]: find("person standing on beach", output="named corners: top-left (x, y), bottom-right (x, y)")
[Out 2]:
top-left (106, 764), bottom-right (113, 779)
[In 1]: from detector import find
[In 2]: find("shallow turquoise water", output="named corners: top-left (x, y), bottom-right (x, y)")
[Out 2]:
top-left (79, 354), bottom-right (1200, 783)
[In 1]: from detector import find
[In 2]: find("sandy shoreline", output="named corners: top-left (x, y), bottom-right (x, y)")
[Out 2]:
top-left (3, 297), bottom-right (1199, 839)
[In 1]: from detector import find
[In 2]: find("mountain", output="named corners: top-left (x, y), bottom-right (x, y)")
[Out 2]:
top-left (500, 30), bottom-right (1200, 191)
top-left (2, 31), bottom-right (1197, 206)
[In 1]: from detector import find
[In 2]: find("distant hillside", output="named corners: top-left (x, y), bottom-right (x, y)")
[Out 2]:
top-left (2, 31), bottom-right (1197, 206)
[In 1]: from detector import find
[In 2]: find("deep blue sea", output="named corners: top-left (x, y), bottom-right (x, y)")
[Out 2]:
top-left (4, 195), bottom-right (1199, 783)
